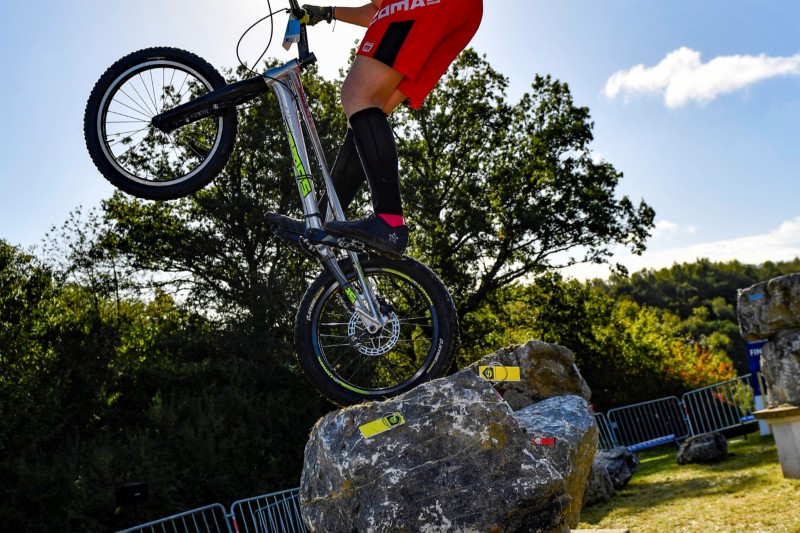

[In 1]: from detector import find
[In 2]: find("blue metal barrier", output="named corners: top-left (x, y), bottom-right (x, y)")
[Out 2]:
top-left (116, 503), bottom-right (231, 533)
top-left (115, 489), bottom-right (306, 533)
top-left (681, 374), bottom-right (756, 436)
top-left (596, 373), bottom-right (760, 452)
top-left (606, 396), bottom-right (689, 451)
top-left (231, 488), bottom-right (306, 533)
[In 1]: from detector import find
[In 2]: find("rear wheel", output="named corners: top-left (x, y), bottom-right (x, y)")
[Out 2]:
top-left (295, 256), bottom-right (458, 406)
top-left (84, 47), bottom-right (237, 200)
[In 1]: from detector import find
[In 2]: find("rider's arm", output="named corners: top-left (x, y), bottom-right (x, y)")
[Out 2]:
top-left (333, 2), bottom-right (380, 27)
top-left (303, 3), bottom-right (379, 28)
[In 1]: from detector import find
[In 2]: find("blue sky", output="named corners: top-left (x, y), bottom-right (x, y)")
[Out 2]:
top-left (2, 1), bottom-right (799, 279)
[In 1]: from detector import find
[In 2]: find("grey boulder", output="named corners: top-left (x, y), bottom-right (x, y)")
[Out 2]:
top-left (465, 340), bottom-right (591, 410)
top-left (513, 395), bottom-right (598, 528)
top-left (300, 370), bottom-right (570, 533)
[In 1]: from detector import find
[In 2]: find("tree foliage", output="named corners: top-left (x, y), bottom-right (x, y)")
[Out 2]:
top-left (603, 257), bottom-right (800, 375)
top-left (394, 50), bottom-right (655, 315)
top-left (461, 271), bottom-right (739, 412)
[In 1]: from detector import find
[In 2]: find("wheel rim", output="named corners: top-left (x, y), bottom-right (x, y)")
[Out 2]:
top-left (97, 60), bottom-right (226, 188)
top-left (313, 268), bottom-right (440, 395)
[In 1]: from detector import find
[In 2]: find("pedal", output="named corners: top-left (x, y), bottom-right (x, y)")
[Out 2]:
top-left (306, 228), bottom-right (368, 253)
top-left (265, 212), bottom-right (301, 231)
top-left (271, 226), bottom-right (317, 259)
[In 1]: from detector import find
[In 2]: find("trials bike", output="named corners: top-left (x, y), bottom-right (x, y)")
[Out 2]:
top-left (83, 0), bottom-right (458, 406)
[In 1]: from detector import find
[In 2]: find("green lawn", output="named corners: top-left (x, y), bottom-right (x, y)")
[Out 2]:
top-left (578, 432), bottom-right (800, 532)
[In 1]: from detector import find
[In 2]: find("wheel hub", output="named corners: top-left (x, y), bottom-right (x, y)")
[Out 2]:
top-left (348, 311), bottom-right (401, 356)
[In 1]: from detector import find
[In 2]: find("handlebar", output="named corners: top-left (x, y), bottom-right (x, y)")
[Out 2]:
top-left (286, 0), bottom-right (313, 65)
top-left (288, 0), bottom-right (306, 20)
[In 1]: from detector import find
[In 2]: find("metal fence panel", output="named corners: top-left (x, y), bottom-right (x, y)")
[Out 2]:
top-left (607, 396), bottom-right (689, 450)
top-left (115, 503), bottom-right (232, 533)
top-left (682, 374), bottom-right (756, 436)
top-left (231, 488), bottom-right (306, 533)
top-left (594, 412), bottom-right (619, 450)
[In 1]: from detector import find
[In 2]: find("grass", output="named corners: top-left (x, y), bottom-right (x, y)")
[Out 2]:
top-left (577, 432), bottom-right (800, 532)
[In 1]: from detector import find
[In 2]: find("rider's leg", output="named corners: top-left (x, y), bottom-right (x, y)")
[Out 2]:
top-left (324, 0), bottom-right (482, 254)
top-left (320, 129), bottom-right (365, 220)
top-left (320, 85), bottom-right (408, 222)
top-left (340, 55), bottom-right (406, 226)
top-left (323, 56), bottom-right (410, 255)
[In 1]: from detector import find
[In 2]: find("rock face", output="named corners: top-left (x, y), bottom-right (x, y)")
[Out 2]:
top-left (592, 447), bottom-right (639, 490)
top-left (737, 274), bottom-right (800, 408)
top-left (300, 370), bottom-right (571, 533)
top-left (676, 432), bottom-right (728, 465)
top-left (513, 395), bottom-right (598, 528)
top-left (738, 273), bottom-right (800, 341)
top-left (583, 463), bottom-right (615, 507)
top-left (761, 329), bottom-right (800, 407)
top-left (300, 341), bottom-right (598, 533)
top-left (465, 340), bottom-right (591, 410)
top-left (583, 446), bottom-right (641, 508)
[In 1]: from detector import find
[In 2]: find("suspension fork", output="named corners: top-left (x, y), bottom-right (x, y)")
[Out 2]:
top-left (268, 64), bottom-right (385, 332)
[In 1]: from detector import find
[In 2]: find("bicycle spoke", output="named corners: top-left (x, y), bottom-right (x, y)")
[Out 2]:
top-left (132, 74), bottom-right (158, 117)
top-left (116, 86), bottom-right (155, 120)
top-left (98, 61), bottom-right (225, 185)
top-left (342, 355), bottom-right (374, 383)
top-left (314, 268), bottom-right (440, 392)
top-left (148, 68), bottom-right (159, 113)
top-left (107, 108), bottom-right (152, 124)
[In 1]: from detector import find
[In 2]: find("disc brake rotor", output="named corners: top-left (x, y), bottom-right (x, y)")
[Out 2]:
top-left (348, 311), bottom-right (401, 356)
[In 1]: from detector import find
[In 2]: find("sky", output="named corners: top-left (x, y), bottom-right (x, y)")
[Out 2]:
top-left (2, 0), bottom-right (799, 280)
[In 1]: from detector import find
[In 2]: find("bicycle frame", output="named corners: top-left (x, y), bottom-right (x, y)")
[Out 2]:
top-left (149, 6), bottom-right (388, 333)
top-left (263, 60), bottom-right (388, 334)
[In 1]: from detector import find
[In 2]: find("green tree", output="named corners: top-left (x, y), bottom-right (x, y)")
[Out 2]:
top-left (101, 64), bottom-right (345, 347)
top-left (99, 51), bottom-right (654, 370)
top-left (0, 240), bottom-right (57, 463)
top-left (604, 258), bottom-right (800, 374)
top-left (394, 50), bottom-right (655, 320)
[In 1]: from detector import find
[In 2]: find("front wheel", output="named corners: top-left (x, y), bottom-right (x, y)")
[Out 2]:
top-left (84, 47), bottom-right (238, 200)
top-left (295, 256), bottom-right (458, 406)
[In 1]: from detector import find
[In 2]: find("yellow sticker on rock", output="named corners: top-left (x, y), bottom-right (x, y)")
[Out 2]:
top-left (479, 365), bottom-right (521, 382)
top-left (359, 412), bottom-right (406, 439)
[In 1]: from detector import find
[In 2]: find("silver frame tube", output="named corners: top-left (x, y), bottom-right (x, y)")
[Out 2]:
top-left (262, 61), bottom-right (385, 330)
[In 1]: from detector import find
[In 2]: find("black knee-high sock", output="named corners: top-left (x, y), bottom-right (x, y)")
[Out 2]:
top-left (320, 129), bottom-right (365, 219)
top-left (349, 107), bottom-right (403, 218)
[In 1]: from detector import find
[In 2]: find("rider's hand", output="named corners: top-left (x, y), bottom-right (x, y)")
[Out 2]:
top-left (301, 5), bottom-right (334, 25)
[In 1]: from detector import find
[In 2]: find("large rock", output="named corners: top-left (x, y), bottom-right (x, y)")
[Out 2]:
top-left (738, 273), bottom-right (800, 341)
top-left (465, 341), bottom-right (591, 410)
top-left (513, 395), bottom-right (598, 528)
top-left (300, 370), bottom-right (571, 533)
top-left (676, 432), bottom-right (728, 465)
top-left (593, 447), bottom-right (639, 490)
top-left (583, 463), bottom-right (615, 507)
top-left (761, 329), bottom-right (800, 407)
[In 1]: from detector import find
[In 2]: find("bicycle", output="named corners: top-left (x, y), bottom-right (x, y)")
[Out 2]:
top-left (83, 0), bottom-right (458, 406)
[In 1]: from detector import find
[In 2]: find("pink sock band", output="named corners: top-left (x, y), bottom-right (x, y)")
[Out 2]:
top-left (378, 213), bottom-right (405, 227)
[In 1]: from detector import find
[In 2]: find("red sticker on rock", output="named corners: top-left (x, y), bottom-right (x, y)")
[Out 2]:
top-left (533, 436), bottom-right (555, 446)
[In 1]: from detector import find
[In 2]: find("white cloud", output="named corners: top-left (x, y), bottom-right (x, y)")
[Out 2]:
top-left (651, 220), bottom-right (698, 240)
top-left (562, 216), bottom-right (800, 280)
top-left (604, 47), bottom-right (800, 108)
